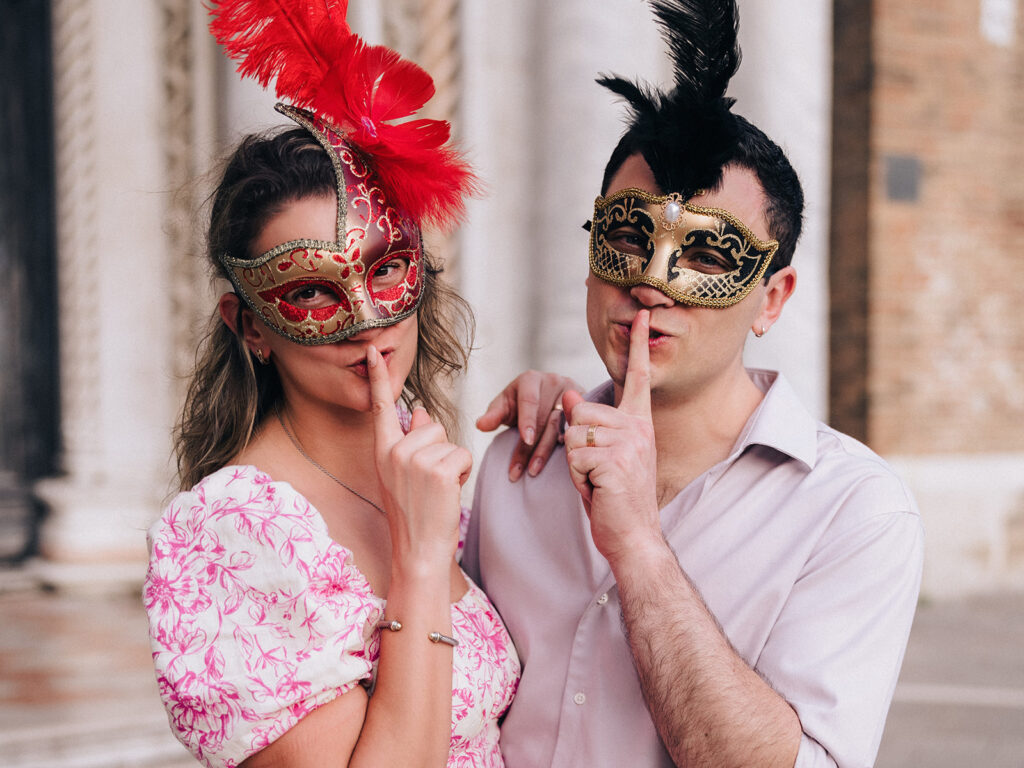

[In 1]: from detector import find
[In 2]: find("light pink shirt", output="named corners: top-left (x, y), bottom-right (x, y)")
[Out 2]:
top-left (464, 370), bottom-right (923, 768)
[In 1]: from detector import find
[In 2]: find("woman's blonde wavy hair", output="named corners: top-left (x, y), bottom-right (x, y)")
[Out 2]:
top-left (176, 127), bottom-right (474, 490)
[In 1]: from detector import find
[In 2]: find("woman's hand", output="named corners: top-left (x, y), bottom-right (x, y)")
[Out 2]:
top-left (368, 344), bottom-right (471, 565)
top-left (476, 370), bottom-right (584, 481)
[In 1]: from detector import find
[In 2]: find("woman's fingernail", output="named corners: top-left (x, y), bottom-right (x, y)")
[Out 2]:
top-left (509, 463), bottom-right (523, 482)
top-left (524, 427), bottom-right (536, 445)
top-left (528, 457), bottom-right (544, 477)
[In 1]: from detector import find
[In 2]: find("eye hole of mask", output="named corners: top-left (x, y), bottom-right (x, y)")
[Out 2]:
top-left (604, 225), bottom-right (650, 255)
top-left (673, 246), bottom-right (736, 275)
top-left (279, 280), bottom-right (343, 309)
top-left (369, 256), bottom-right (412, 301)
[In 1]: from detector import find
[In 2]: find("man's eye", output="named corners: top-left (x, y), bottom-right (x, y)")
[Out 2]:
top-left (685, 250), bottom-right (732, 274)
top-left (606, 229), bottom-right (647, 253)
top-left (282, 284), bottom-right (340, 307)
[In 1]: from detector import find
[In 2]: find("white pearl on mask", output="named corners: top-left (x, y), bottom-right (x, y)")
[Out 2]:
top-left (664, 200), bottom-right (682, 223)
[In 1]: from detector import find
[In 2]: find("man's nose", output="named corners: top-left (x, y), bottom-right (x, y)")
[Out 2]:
top-left (629, 283), bottom-right (675, 308)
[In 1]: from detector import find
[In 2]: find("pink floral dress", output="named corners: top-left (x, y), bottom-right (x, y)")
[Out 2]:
top-left (144, 465), bottom-right (520, 768)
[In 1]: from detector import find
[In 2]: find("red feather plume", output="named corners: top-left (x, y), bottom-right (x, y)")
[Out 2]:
top-left (207, 0), bottom-right (478, 230)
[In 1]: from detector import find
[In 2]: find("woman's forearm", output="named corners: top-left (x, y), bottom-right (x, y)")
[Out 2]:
top-left (350, 557), bottom-right (454, 768)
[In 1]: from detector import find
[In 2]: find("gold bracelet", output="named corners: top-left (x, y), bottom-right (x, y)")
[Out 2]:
top-left (377, 619), bottom-right (459, 647)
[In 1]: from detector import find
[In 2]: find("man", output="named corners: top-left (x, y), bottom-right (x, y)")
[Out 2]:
top-left (463, 2), bottom-right (923, 766)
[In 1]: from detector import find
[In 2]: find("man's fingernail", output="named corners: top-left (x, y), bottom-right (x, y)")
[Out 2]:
top-left (524, 427), bottom-right (536, 445)
top-left (509, 463), bottom-right (523, 482)
top-left (367, 345), bottom-right (378, 367)
top-left (528, 457), bottom-right (544, 477)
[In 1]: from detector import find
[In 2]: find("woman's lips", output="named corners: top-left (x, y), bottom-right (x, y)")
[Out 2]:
top-left (350, 349), bottom-right (392, 378)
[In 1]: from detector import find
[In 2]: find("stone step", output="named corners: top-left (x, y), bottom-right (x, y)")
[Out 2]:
top-left (0, 715), bottom-right (196, 768)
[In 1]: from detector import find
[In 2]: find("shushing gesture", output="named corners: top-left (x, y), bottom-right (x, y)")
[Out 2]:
top-left (563, 310), bottom-right (661, 564)
top-left (367, 344), bottom-right (471, 565)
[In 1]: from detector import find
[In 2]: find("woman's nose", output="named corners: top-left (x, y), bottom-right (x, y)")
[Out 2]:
top-left (344, 325), bottom-right (386, 343)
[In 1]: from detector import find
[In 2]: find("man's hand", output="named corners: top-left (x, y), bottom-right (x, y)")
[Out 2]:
top-left (476, 371), bottom-right (584, 482)
top-left (563, 310), bottom-right (661, 563)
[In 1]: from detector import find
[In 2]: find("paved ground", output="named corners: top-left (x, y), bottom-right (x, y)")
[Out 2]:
top-left (0, 573), bottom-right (1020, 767)
top-left (0, 580), bottom-right (195, 768)
top-left (875, 592), bottom-right (1024, 767)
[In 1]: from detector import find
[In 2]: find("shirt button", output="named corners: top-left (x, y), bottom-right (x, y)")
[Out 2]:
top-left (573, 692), bottom-right (586, 705)
top-left (597, 593), bottom-right (609, 605)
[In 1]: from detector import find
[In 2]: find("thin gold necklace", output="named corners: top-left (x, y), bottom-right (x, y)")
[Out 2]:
top-left (276, 407), bottom-right (386, 515)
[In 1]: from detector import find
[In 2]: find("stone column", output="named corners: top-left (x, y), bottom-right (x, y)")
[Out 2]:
top-left (34, 0), bottom-right (213, 590)
top-left (457, 1), bottom-right (665, 459)
top-left (731, 0), bottom-right (833, 420)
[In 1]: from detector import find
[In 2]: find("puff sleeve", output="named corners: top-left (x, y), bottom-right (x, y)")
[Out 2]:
top-left (144, 466), bottom-right (382, 768)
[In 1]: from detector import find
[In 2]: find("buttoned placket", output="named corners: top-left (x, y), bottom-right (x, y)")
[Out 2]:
top-left (547, 491), bottom-right (624, 767)
top-left (548, 576), bottom-right (621, 766)
top-left (547, 461), bottom-right (729, 766)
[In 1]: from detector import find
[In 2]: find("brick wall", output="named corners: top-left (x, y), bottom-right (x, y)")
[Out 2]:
top-left (832, 0), bottom-right (1024, 454)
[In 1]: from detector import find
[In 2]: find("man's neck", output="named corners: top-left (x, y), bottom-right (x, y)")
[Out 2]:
top-left (646, 368), bottom-right (766, 507)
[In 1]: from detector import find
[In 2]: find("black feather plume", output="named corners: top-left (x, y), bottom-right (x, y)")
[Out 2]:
top-left (653, 0), bottom-right (740, 106)
top-left (598, 0), bottom-right (743, 198)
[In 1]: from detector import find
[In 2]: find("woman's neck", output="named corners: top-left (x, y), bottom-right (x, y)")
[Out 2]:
top-left (276, 398), bottom-right (379, 482)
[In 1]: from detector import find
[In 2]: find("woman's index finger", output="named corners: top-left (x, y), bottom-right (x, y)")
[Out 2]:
top-left (367, 345), bottom-right (404, 448)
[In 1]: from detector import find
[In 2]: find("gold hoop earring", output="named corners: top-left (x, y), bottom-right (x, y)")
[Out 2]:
top-left (254, 348), bottom-right (269, 365)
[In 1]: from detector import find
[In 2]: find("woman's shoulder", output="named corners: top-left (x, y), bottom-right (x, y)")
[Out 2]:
top-left (176, 463), bottom-right (281, 503)
top-left (147, 464), bottom-right (373, 605)
top-left (154, 465), bottom-right (322, 542)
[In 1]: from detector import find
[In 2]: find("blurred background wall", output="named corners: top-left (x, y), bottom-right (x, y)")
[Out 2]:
top-left (0, 0), bottom-right (1021, 600)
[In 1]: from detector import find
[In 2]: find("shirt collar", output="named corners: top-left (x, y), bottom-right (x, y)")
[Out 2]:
top-left (734, 369), bottom-right (819, 470)
top-left (585, 370), bottom-right (819, 472)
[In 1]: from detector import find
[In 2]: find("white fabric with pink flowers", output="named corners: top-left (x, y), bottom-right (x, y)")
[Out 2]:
top-left (145, 465), bottom-right (520, 768)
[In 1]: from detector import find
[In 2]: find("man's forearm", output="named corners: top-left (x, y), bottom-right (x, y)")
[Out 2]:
top-left (611, 536), bottom-right (802, 768)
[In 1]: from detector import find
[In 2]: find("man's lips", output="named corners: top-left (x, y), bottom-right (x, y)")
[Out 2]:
top-left (613, 321), bottom-right (671, 343)
top-left (350, 349), bottom-right (393, 377)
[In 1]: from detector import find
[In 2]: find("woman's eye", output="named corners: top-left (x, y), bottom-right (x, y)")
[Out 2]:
top-left (371, 258), bottom-right (410, 291)
top-left (281, 284), bottom-right (340, 307)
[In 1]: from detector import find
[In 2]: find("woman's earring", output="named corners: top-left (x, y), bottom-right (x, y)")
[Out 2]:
top-left (753, 325), bottom-right (767, 338)
top-left (254, 348), bottom-right (269, 365)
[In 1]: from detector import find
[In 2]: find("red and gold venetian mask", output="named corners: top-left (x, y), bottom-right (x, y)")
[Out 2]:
top-left (220, 105), bottom-right (425, 344)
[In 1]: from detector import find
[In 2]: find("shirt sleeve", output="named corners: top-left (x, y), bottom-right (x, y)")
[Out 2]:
top-left (758, 474), bottom-right (924, 768)
top-left (462, 438), bottom-right (501, 584)
top-left (144, 469), bottom-right (381, 768)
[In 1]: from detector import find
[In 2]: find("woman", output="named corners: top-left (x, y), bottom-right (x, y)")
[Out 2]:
top-left (145, 4), bottom-right (533, 765)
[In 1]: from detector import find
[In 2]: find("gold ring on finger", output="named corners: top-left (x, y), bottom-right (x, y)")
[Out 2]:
top-left (552, 402), bottom-right (564, 413)
top-left (586, 424), bottom-right (598, 448)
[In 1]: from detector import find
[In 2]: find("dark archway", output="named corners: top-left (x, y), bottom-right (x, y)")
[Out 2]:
top-left (0, 0), bottom-right (60, 560)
